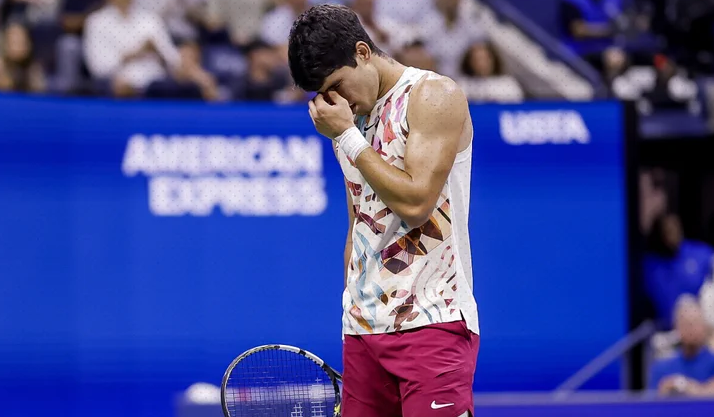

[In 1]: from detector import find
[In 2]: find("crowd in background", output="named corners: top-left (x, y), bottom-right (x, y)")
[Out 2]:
top-left (2, 0), bottom-right (714, 111)
top-left (640, 169), bottom-right (714, 397)
top-left (0, 0), bottom-right (524, 103)
top-left (558, 0), bottom-right (714, 115)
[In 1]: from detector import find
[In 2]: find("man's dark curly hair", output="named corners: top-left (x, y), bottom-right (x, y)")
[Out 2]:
top-left (288, 4), bottom-right (384, 92)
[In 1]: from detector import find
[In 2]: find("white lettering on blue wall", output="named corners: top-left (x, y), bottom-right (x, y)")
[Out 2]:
top-left (122, 134), bottom-right (327, 217)
top-left (499, 111), bottom-right (591, 145)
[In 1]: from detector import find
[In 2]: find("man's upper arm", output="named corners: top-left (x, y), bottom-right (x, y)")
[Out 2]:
top-left (403, 76), bottom-right (469, 216)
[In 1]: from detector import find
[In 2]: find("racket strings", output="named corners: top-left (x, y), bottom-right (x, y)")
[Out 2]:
top-left (225, 349), bottom-right (337, 417)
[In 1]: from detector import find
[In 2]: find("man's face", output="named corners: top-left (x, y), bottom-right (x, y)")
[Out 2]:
top-left (3, 23), bottom-right (31, 62)
top-left (676, 305), bottom-right (709, 355)
top-left (317, 47), bottom-right (378, 116)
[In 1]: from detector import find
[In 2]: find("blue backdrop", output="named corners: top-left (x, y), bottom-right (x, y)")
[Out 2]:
top-left (0, 95), bottom-right (628, 417)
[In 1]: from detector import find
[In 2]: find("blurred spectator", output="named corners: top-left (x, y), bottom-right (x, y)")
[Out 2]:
top-left (0, 20), bottom-right (46, 93)
top-left (644, 213), bottom-right (714, 330)
top-left (231, 39), bottom-right (290, 102)
top-left (649, 295), bottom-right (714, 396)
top-left (61, 0), bottom-right (102, 36)
top-left (54, 0), bottom-right (103, 93)
top-left (374, 0), bottom-right (434, 25)
top-left (394, 41), bottom-right (437, 73)
top-left (351, 0), bottom-right (386, 45)
top-left (7, 0), bottom-right (60, 26)
top-left (164, 40), bottom-right (219, 101)
top-left (639, 168), bottom-right (668, 235)
top-left (603, 46), bottom-right (629, 86)
top-left (83, 0), bottom-right (216, 100)
top-left (643, 54), bottom-right (698, 110)
top-left (203, 0), bottom-right (271, 47)
top-left (559, 0), bottom-right (619, 59)
top-left (134, 0), bottom-right (206, 43)
top-left (421, 0), bottom-right (486, 79)
top-left (701, 277), bottom-right (714, 334)
top-left (261, 0), bottom-right (309, 62)
top-left (457, 41), bottom-right (524, 103)
top-left (84, 0), bottom-right (181, 96)
top-left (350, 0), bottom-right (398, 54)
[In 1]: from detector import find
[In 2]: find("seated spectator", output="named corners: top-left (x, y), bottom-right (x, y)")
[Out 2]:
top-left (421, 0), bottom-right (486, 78)
top-left (457, 41), bottom-right (524, 103)
top-left (163, 40), bottom-right (220, 101)
top-left (644, 213), bottom-right (714, 330)
top-left (134, 0), bottom-right (206, 43)
top-left (643, 54), bottom-right (698, 110)
top-left (350, 0), bottom-right (392, 54)
top-left (374, 0), bottom-right (434, 26)
top-left (394, 40), bottom-right (438, 73)
top-left (84, 0), bottom-right (182, 97)
top-left (700, 278), bottom-right (714, 339)
top-left (83, 0), bottom-right (214, 100)
top-left (602, 46), bottom-right (629, 84)
top-left (233, 39), bottom-right (292, 102)
top-left (60, 0), bottom-right (102, 37)
top-left (559, 0), bottom-right (618, 60)
top-left (649, 295), bottom-right (714, 396)
top-left (349, 0), bottom-right (414, 56)
top-left (203, 0), bottom-right (271, 47)
top-left (261, 0), bottom-right (309, 62)
top-left (0, 20), bottom-right (46, 93)
top-left (54, 0), bottom-right (103, 94)
top-left (603, 46), bottom-right (644, 100)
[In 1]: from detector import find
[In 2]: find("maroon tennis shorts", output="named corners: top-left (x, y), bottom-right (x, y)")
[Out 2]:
top-left (342, 320), bottom-right (480, 417)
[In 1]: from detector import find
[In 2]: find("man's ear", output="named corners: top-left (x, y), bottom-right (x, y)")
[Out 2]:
top-left (355, 41), bottom-right (372, 62)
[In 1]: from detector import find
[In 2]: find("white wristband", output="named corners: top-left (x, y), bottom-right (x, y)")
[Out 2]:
top-left (337, 126), bottom-right (369, 164)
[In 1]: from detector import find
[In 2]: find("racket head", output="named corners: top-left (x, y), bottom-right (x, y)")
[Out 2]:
top-left (221, 344), bottom-right (342, 417)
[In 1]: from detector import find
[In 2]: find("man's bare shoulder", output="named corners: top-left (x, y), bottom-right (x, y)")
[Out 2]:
top-left (407, 73), bottom-right (469, 132)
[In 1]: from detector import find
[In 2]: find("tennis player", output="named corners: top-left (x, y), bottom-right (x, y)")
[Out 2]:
top-left (288, 5), bottom-right (480, 417)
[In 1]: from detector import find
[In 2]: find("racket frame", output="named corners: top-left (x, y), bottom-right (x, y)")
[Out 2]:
top-left (220, 344), bottom-right (342, 417)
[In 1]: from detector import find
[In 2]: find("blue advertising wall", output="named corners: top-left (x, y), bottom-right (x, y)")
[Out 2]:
top-left (0, 95), bottom-right (628, 417)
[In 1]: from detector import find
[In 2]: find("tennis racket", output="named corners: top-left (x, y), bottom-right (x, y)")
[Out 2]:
top-left (221, 344), bottom-right (343, 417)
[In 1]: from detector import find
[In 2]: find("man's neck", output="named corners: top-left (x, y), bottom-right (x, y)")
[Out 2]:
top-left (681, 344), bottom-right (704, 360)
top-left (375, 56), bottom-right (407, 101)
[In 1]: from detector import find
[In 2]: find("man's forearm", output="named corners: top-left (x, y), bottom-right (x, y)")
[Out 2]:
top-left (354, 148), bottom-right (432, 228)
top-left (691, 378), bottom-right (714, 396)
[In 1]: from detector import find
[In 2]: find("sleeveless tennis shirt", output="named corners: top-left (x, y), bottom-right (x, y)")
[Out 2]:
top-left (336, 66), bottom-right (480, 336)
